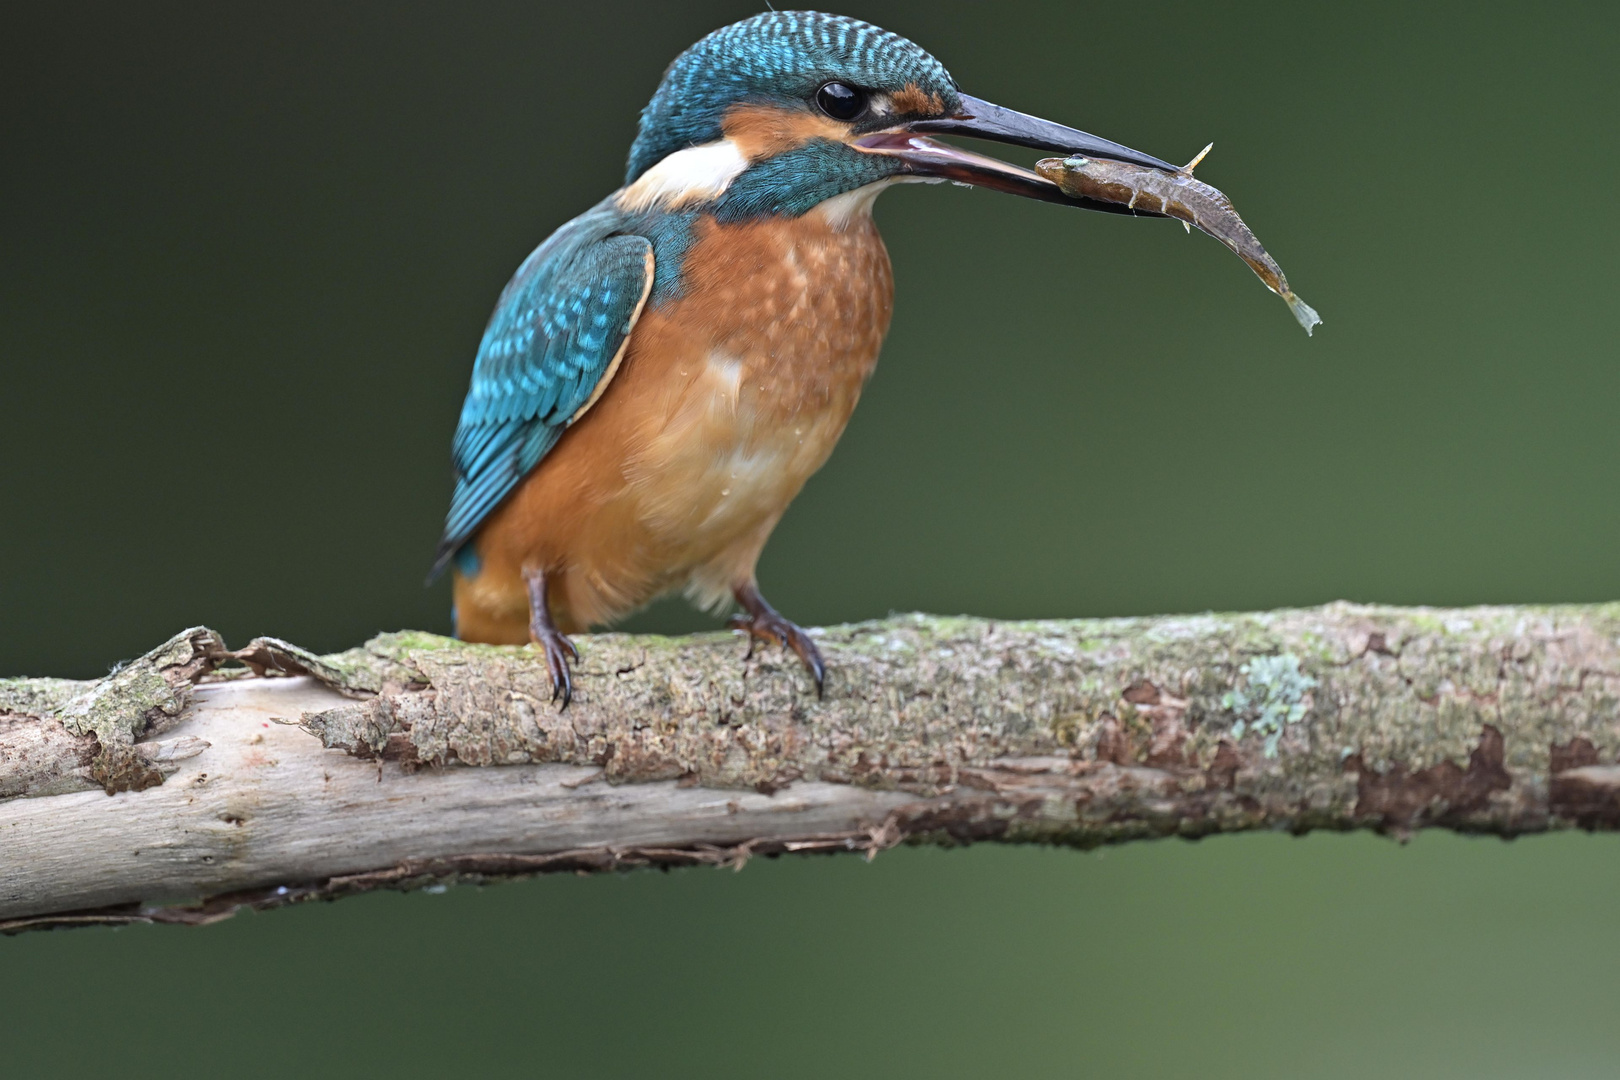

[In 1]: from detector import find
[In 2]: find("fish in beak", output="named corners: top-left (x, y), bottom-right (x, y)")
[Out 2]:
top-left (858, 93), bottom-right (1180, 216)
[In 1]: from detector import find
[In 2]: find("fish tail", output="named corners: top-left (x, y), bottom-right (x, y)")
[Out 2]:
top-left (1284, 293), bottom-right (1322, 336)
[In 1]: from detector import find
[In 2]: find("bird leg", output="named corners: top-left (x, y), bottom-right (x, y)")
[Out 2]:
top-left (523, 567), bottom-right (579, 709)
top-left (728, 581), bottom-right (826, 696)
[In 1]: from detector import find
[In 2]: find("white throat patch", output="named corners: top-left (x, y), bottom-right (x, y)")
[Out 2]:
top-left (616, 139), bottom-right (749, 213)
top-left (811, 178), bottom-right (909, 229)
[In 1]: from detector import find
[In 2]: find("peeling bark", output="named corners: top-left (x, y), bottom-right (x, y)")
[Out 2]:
top-left (4, 602), bottom-right (1620, 932)
top-left (1, 627), bottom-right (223, 798)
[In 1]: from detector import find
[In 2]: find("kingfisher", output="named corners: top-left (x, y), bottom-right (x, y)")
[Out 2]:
top-left (433, 11), bottom-right (1176, 705)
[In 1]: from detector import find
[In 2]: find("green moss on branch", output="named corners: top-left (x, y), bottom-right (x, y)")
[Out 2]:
top-left (293, 602), bottom-right (1620, 838)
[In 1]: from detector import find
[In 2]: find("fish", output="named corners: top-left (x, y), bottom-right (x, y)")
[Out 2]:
top-left (1035, 144), bottom-right (1322, 335)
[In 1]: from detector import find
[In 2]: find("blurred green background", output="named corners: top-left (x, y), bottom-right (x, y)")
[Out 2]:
top-left (3, 1), bottom-right (1617, 1076)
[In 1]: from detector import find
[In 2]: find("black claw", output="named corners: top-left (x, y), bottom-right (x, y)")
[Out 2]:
top-left (540, 636), bottom-right (575, 710)
top-left (804, 646), bottom-right (826, 698)
top-left (728, 613), bottom-right (759, 660)
top-left (729, 584), bottom-right (826, 698)
top-left (785, 624), bottom-right (826, 698)
top-left (524, 567), bottom-right (577, 711)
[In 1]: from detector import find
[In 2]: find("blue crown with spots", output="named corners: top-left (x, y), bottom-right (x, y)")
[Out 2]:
top-left (626, 11), bottom-right (958, 183)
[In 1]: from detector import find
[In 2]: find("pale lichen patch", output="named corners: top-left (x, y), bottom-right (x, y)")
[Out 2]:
top-left (1223, 654), bottom-right (1317, 758)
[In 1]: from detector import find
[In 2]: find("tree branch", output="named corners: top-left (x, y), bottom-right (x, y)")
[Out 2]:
top-left (5, 603), bottom-right (1620, 932)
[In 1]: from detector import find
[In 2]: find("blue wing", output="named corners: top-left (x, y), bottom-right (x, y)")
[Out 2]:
top-left (431, 214), bottom-right (654, 578)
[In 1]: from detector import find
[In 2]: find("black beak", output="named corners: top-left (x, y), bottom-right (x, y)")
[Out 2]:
top-left (857, 93), bottom-right (1179, 217)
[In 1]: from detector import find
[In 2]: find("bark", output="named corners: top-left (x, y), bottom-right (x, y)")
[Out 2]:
top-left (4, 602), bottom-right (1620, 933)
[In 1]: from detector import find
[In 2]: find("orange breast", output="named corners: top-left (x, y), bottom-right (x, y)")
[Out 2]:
top-left (454, 206), bottom-right (894, 642)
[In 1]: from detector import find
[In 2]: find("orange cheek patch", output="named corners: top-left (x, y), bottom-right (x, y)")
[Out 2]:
top-left (889, 82), bottom-right (943, 116)
top-left (722, 103), bottom-right (851, 160)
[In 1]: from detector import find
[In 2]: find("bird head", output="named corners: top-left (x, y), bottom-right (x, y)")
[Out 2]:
top-left (620, 11), bottom-right (1176, 223)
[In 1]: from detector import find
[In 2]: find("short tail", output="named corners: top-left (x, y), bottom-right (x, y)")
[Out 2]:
top-left (424, 538), bottom-right (462, 586)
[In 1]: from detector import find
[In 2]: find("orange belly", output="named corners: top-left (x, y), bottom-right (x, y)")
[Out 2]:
top-left (453, 207), bottom-right (894, 642)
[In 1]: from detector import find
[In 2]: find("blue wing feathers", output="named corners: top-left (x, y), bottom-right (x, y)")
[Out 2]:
top-left (430, 209), bottom-right (653, 579)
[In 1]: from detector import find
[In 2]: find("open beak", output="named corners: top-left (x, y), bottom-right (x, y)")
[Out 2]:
top-left (857, 93), bottom-right (1179, 217)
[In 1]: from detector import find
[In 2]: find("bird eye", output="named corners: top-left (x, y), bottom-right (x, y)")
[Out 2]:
top-left (815, 81), bottom-right (866, 121)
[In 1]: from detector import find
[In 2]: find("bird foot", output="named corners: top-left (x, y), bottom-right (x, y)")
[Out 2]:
top-left (524, 567), bottom-right (578, 709)
top-left (531, 623), bottom-right (580, 709)
top-left (728, 584), bottom-right (825, 697)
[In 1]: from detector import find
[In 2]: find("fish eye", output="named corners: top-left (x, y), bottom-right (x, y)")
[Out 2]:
top-left (814, 82), bottom-right (866, 121)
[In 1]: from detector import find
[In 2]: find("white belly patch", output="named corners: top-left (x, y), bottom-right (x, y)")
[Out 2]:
top-left (626, 350), bottom-right (833, 542)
